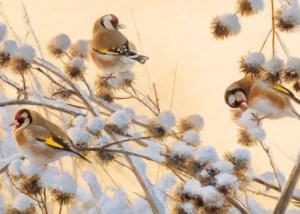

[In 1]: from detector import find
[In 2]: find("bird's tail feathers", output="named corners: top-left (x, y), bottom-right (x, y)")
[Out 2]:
top-left (129, 54), bottom-right (149, 64)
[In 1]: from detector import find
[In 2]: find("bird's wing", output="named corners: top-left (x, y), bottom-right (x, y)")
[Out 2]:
top-left (28, 124), bottom-right (90, 162)
top-left (272, 83), bottom-right (300, 104)
top-left (93, 40), bottom-right (137, 57)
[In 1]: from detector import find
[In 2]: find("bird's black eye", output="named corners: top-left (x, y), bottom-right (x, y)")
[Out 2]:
top-left (17, 117), bottom-right (25, 125)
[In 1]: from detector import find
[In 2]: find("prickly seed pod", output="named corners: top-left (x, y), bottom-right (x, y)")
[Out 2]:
top-left (282, 57), bottom-right (300, 83)
top-left (276, 5), bottom-right (300, 32)
top-left (237, 0), bottom-right (264, 16)
top-left (239, 52), bottom-right (265, 76)
top-left (211, 14), bottom-right (241, 39)
top-left (69, 39), bottom-right (89, 58)
top-left (9, 45), bottom-right (35, 74)
top-left (237, 129), bottom-right (257, 146)
top-left (47, 33), bottom-right (71, 57)
top-left (64, 57), bottom-right (86, 80)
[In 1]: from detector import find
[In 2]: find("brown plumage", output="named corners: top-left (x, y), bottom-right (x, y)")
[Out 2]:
top-left (225, 76), bottom-right (300, 120)
top-left (13, 109), bottom-right (90, 165)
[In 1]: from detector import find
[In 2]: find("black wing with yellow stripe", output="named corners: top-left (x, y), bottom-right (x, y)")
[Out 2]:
top-left (272, 83), bottom-right (300, 104)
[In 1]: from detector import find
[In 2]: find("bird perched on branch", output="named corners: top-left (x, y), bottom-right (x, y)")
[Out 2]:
top-left (11, 109), bottom-right (90, 165)
top-left (225, 76), bottom-right (300, 120)
top-left (90, 14), bottom-right (149, 74)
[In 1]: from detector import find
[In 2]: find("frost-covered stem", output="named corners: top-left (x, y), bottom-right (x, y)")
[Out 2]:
top-left (41, 188), bottom-right (48, 214)
top-left (258, 140), bottom-right (282, 191)
top-left (33, 67), bottom-right (66, 89)
top-left (59, 200), bottom-right (63, 214)
top-left (21, 73), bottom-right (27, 99)
top-left (253, 177), bottom-right (300, 201)
top-left (84, 136), bottom-right (152, 151)
top-left (273, 157), bottom-right (300, 214)
top-left (81, 76), bottom-right (93, 96)
top-left (227, 197), bottom-right (250, 214)
top-left (33, 58), bottom-right (96, 115)
top-left (271, 0), bottom-right (276, 57)
top-left (0, 73), bottom-right (22, 91)
top-left (259, 29), bottom-right (272, 52)
top-left (104, 149), bottom-right (158, 162)
top-left (275, 32), bottom-right (290, 57)
top-left (0, 99), bottom-right (84, 115)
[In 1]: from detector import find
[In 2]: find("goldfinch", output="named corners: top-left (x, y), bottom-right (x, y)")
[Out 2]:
top-left (11, 109), bottom-right (90, 165)
top-left (225, 76), bottom-right (300, 119)
top-left (90, 14), bottom-right (149, 73)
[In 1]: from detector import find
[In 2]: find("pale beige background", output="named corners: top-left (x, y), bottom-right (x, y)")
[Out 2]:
top-left (1, 0), bottom-right (300, 208)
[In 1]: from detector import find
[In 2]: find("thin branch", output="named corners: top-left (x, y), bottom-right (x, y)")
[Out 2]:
top-left (81, 76), bottom-right (93, 96)
top-left (275, 32), bottom-right (290, 57)
top-left (0, 99), bottom-right (84, 115)
top-left (21, 73), bottom-right (27, 99)
top-left (259, 29), bottom-right (272, 53)
top-left (152, 83), bottom-right (160, 113)
top-left (273, 157), bottom-right (300, 214)
top-left (271, 0), bottom-right (276, 57)
top-left (258, 140), bottom-right (282, 191)
top-left (0, 73), bottom-right (22, 91)
top-left (227, 196), bottom-right (250, 214)
top-left (169, 62), bottom-right (178, 111)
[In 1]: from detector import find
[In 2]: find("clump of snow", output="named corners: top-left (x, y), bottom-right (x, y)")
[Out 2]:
top-left (219, 14), bottom-right (241, 35)
top-left (20, 159), bottom-right (44, 177)
top-left (156, 174), bottom-right (177, 191)
top-left (182, 114), bottom-right (204, 130)
top-left (69, 39), bottom-right (89, 58)
top-left (8, 159), bottom-right (22, 176)
top-left (40, 165), bottom-right (60, 188)
top-left (82, 171), bottom-right (102, 200)
top-left (72, 115), bottom-right (87, 128)
top-left (13, 194), bottom-right (34, 211)
top-left (0, 23), bottom-right (7, 41)
top-left (67, 127), bottom-right (92, 144)
top-left (182, 179), bottom-right (202, 197)
top-left (193, 145), bottom-right (218, 164)
top-left (244, 52), bottom-right (265, 69)
top-left (210, 160), bottom-right (234, 174)
top-left (76, 187), bottom-right (94, 208)
top-left (95, 135), bottom-right (111, 145)
top-left (87, 116), bottom-right (105, 134)
top-left (13, 44), bottom-right (36, 62)
top-left (215, 173), bottom-right (239, 191)
top-left (278, 4), bottom-right (300, 28)
top-left (200, 186), bottom-right (224, 208)
top-left (170, 142), bottom-right (194, 157)
top-left (50, 33), bottom-right (71, 52)
top-left (69, 57), bottom-right (86, 71)
top-left (247, 126), bottom-right (266, 141)
top-left (264, 57), bottom-right (284, 75)
top-left (156, 111), bottom-right (175, 130)
top-left (286, 57), bottom-right (300, 74)
top-left (110, 110), bottom-right (132, 128)
top-left (183, 130), bottom-right (201, 146)
top-left (54, 172), bottom-right (77, 194)
top-left (232, 148), bottom-right (251, 163)
top-left (0, 40), bottom-right (17, 55)
top-left (179, 202), bottom-right (196, 214)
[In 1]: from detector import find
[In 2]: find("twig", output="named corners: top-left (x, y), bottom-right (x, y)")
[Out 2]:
top-left (258, 140), bottom-right (282, 191)
top-left (152, 83), bottom-right (160, 113)
top-left (21, 73), bottom-right (27, 99)
top-left (58, 200), bottom-right (63, 214)
top-left (0, 73), bottom-right (22, 91)
top-left (81, 76), bottom-right (93, 96)
top-left (259, 29), bottom-right (272, 53)
top-left (275, 32), bottom-right (290, 57)
top-left (33, 67), bottom-right (66, 89)
top-left (273, 157), bottom-right (300, 214)
top-left (103, 149), bottom-right (158, 163)
top-left (227, 196), bottom-right (250, 214)
top-left (169, 62), bottom-right (178, 111)
top-left (270, 0), bottom-right (276, 57)
top-left (0, 99), bottom-right (84, 115)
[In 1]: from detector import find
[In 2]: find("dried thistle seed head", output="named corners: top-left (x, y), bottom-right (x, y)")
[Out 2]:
top-left (237, 0), bottom-right (264, 16)
top-left (147, 120), bottom-right (167, 138)
top-left (215, 173), bottom-right (239, 195)
top-left (239, 52), bottom-right (265, 76)
top-left (166, 142), bottom-right (194, 168)
top-left (211, 14), bottom-right (241, 39)
top-left (104, 124), bottom-right (124, 135)
top-left (174, 202), bottom-right (196, 214)
top-left (116, 71), bottom-right (135, 87)
top-left (264, 57), bottom-right (284, 83)
top-left (96, 149), bottom-right (115, 164)
top-left (276, 5), bottom-right (300, 32)
top-left (283, 57), bottom-right (300, 83)
top-left (7, 194), bottom-right (36, 214)
top-left (237, 129), bottom-right (257, 146)
top-left (178, 179), bottom-right (203, 205)
top-left (47, 33), bottom-right (71, 57)
top-left (69, 39), bottom-right (89, 58)
top-left (52, 189), bottom-right (75, 205)
top-left (224, 149), bottom-right (251, 172)
top-left (9, 45), bottom-right (35, 74)
top-left (178, 114), bottom-right (204, 132)
top-left (0, 40), bottom-right (17, 67)
top-left (200, 186), bottom-right (225, 210)
top-left (20, 175), bottom-right (42, 195)
top-left (64, 57), bottom-right (86, 80)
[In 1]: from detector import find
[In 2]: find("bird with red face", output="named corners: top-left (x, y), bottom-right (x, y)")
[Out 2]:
top-left (90, 14), bottom-right (149, 74)
top-left (11, 108), bottom-right (90, 165)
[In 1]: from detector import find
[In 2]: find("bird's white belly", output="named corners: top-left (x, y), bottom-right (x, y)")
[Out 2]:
top-left (251, 99), bottom-right (287, 119)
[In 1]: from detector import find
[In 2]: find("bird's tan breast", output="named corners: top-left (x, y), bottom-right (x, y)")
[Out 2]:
top-left (14, 129), bottom-right (28, 147)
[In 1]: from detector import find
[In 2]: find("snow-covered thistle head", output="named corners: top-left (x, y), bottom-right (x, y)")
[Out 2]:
top-left (178, 114), bottom-right (204, 132)
top-left (94, 75), bottom-right (115, 102)
top-left (64, 57), bottom-right (86, 80)
top-left (237, 0), bottom-right (264, 16)
top-left (47, 33), bottom-right (71, 57)
top-left (237, 128), bottom-right (257, 146)
top-left (225, 148), bottom-right (251, 173)
top-left (9, 45), bottom-right (35, 74)
top-left (211, 14), bottom-right (241, 39)
top-left (7, 194), bottom-right (35, 214)
top-left (283, 57), bottom-right (300, 83)
top-left (116, 71), bottom-right (135, 87)
top-left (0, 23), bottom-right (7, 42)
top-left (239, 52), bottom-right (265, 76)
top-left (264, 57), bottom-right (284, 82)
top-left (147, 111), bottom-right (175, 138)
top-left (0, 40), bottom-right (17, 67)
top-left (276, 4), bottom-right (300, 32)
top-left (215, 173), bottom-right (239, 195)
top-left (174, 202), bottom-right (196, 214)
top-left (69, 39), bottom-right (89, 58)
top-left (166, 142), bottom-right (194, 168)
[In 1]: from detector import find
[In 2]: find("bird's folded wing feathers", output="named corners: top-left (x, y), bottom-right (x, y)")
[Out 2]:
top-left (272, 84), bottom-right (292, 96)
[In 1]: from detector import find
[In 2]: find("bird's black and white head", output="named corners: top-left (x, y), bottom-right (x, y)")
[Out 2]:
top-left (99, 14), bottom-right (125, 30)
top-left (225, 87), bottom-right (248, 108)
top-left (12, 109), bottom-right (32, 130)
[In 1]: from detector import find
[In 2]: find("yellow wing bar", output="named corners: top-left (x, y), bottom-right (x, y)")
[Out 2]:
top-left (272, 84), bottom-right (292, 96)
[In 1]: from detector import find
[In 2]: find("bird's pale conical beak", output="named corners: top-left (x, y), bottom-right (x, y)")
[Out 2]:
top-left (117, 23), bottom-right (126, 29)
